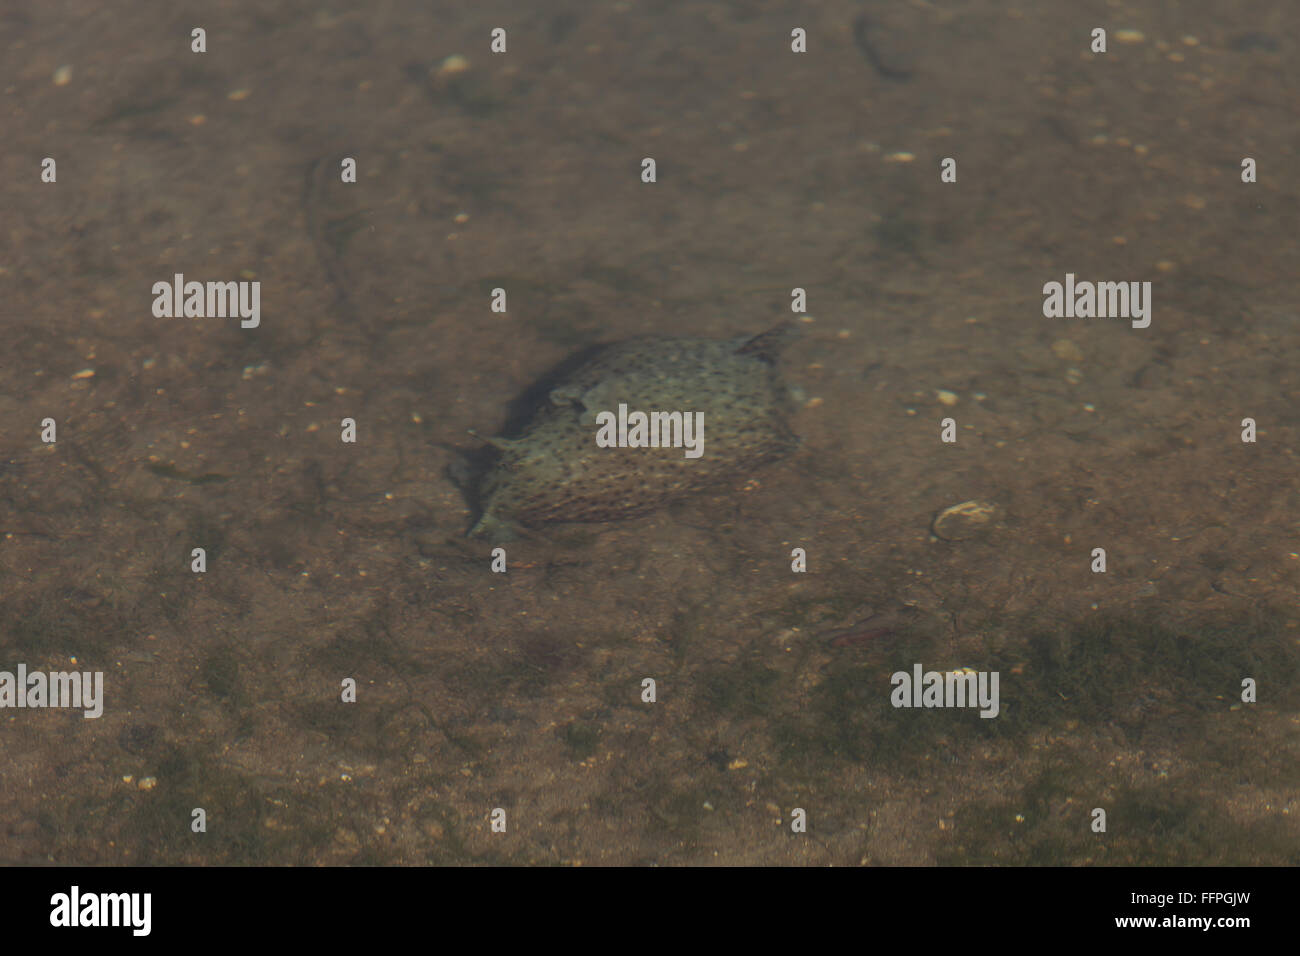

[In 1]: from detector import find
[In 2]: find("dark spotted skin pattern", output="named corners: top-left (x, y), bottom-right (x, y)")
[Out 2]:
top-left (469, 325), bottom-right (798, 539)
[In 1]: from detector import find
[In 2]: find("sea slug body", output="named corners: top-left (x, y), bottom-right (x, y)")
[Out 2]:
top-left (468, 324), bottom-right (799, 540)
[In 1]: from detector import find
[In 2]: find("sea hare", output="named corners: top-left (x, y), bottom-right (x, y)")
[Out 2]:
top-left (469, 324), bottom-right (799, 539)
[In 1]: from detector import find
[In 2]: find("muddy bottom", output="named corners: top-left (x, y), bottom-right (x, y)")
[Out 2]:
top-left (0, 0), bottom-right (1296, 865)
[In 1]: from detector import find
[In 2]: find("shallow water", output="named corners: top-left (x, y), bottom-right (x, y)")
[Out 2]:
top-left (0, 0), bottom-right (1296, 865)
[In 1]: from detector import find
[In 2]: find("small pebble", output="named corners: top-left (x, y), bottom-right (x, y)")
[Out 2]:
top-left (434, 54), bottom-right (471, 86)
top-left (1052, 339), bottom-right (1083, 362)
top-left (931, 500), bottom-right (997, 542)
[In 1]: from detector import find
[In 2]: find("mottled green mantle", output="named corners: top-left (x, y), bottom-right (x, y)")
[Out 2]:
top-left (470, 325), bottom-right (798, 539)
